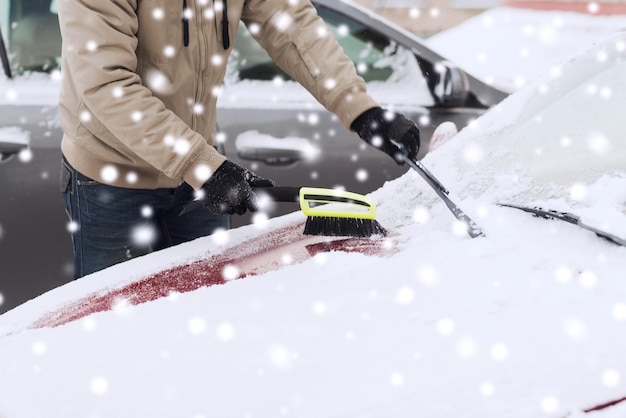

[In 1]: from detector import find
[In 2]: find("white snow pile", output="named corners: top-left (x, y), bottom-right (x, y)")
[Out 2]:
top-left (1, 21), bottom-right (626, 418)
top-left (428, 6), bottom-right (626, 92)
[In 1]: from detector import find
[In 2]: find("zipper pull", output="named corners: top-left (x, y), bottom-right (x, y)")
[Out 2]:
top-left (182, 0), bottom-right (190, 47)
top-left (221, 0), bottom-right (230, 49)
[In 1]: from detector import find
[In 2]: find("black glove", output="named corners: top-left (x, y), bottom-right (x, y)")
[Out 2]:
top-left (351, 107), bottom-right (420, 164)
top-left (182, 160), bottom-right (274, 216)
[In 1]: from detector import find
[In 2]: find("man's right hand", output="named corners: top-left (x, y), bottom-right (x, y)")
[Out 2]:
top-left (351, 107), bottom-right (421, 165)
top-left (182, 160), bottom-right (274, 215)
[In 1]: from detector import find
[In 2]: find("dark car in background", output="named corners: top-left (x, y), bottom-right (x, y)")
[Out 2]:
top-left (0, 0), bottom-right (508, 313)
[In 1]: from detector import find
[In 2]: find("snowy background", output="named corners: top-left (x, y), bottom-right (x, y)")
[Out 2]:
top-left (1, 6), bottom-right (626, 418)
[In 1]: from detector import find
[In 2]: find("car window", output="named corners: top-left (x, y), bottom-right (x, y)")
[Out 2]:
top-left (5, 0), bottom-right (60, 73)
top-left (228, 5), bottom-right (419, 84)
top-left (2, 1), bottom-right (431, 104)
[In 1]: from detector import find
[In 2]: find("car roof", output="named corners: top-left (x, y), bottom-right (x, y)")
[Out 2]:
top-left (312, 0), bottom-right (509, 105)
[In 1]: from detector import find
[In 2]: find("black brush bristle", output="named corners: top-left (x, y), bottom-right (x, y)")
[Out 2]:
top-left (304, 216), bottom-right (387, 238)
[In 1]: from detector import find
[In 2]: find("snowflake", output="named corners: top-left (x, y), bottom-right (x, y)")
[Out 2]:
top-left (188, 317), bottom-right (207, 334)
top-left (90, 377), bottom-right (109, 395)
top-left (32, 341), bottom-right (46, 356)
top-left (211, 228), bottom-right (229, 246)
top-left (416, 264), bottom-right (439, 287)
top-left (130, 111), bottom-right (143, 122)
top-left (268, 344), bottom-right (295, 368)
top-left (389, 372), bottom-right (405, 387)
top-left (569, 183), bottom-right (588, 202)
top-left (479, 382), bottom-right (495, 397)
top-left (131, 224), bottom-right (157, 246)
top-left (4, 88), bottom-right (17, 102)
top-left (613, 303), bottom-right (626, 321)
top-left (82, 317), bottom-right (97, 332)
top-left (457, 337), bottom-right (478, 358)
top-left (451, 220), bottom-right (469, 237)
top-left (579, 270), bottom-right (598, 288)
top-left (312, 301), bottom-right (327, 315)
top-left (252, 212), bottom-right (269, 229)
top-left (126, 172), bottom-right (138, 184)
top-left (211, 54), bottom-right (224, 66)
top-left (463, 143), bottom-right (484, 164)
top-left (222, 264), bottom-right (240, 280)
top-left (395, 287), bottom-right (414, 305)
top-left (412, 206), bottom-right (430, 224)
top-left (216, 322), bottom-right (235, 341)
top-left (436, 318), bottom-right (455, 336)
top-left (173, 138), bottom-right (191, 155)
top-left (324, 78), bottom-right (337, 90)
top-left (281, 253), bottom-right (294, 265)
top-left (564, 318), bottom-right (587, 341)
top-left (272, 12), bottom-right (293, 32)
top-left (152, 8), bottom-right (164, 20)
top-left (490, 343), bottom-right (509, 361)
top-left (588, 2), bottom-right (600, 13)
top-left (79, 110), bottom-right (91, 123)
top-left (602, 369), bottom-right (621, 387)
top-left (100, 165), bottom-right (119, 183)
top-left (112, 86), bottom-right (124, 98)
top-left (66, 220), bottom-right (80, 234)
top-left (586, 133), bottom-right (610, 155)
top-left (85, 40), bottom-right (98, 52)
top-left (541, 396), bottom-right (560, 413)
top-left (554, 265), bottom-right (573, 283)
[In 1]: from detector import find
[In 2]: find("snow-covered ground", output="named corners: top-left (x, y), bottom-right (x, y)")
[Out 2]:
top-left (1, 7), bottom-right (626, 418)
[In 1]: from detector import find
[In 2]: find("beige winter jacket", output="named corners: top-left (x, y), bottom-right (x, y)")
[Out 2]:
top-left (57, 0), bottom-right (379, 190)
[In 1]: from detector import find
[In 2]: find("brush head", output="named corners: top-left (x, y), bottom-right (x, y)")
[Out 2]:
top-left (297, 187), bottom-right (387, 238)
top-left (304, 216), bottom-right (387, 238)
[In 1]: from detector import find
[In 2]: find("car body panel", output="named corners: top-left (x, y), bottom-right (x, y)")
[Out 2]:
top-left (29, 219), bottom-right (399, 330)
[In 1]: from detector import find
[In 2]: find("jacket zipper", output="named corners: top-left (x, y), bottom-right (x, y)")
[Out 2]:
top-left (184, 0), bottom-right (228, 49)
top-left (194, 0), bottom-right (208, 131)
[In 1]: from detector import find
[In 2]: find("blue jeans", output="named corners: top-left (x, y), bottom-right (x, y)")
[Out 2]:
top-left (60, 157), bottom-right (229, 278)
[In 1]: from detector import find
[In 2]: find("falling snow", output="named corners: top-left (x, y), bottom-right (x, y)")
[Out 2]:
top-left (1, 5), bottom-right (626, 418)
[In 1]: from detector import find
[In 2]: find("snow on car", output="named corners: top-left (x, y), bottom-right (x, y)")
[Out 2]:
top-left (0, 27), bottom-right (625, 418)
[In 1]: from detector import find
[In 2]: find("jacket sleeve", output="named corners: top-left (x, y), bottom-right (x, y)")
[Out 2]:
top-left (57, 0), bottom-right (225, 189)
top-left (241, 0), bottom-right (379, 131)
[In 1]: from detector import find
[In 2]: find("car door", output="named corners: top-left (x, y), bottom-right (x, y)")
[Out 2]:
top-left (0, 0), bottom-right (72, 314)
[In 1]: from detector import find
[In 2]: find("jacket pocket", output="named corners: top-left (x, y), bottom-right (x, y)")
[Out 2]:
top-left (76, 101), bottom-right (122, 147)
top-left (293, 32), bottom-right (322, 81)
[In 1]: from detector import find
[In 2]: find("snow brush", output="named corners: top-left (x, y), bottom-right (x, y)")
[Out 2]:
top-left (401, 154), bottom-right (485, 238)
top-left (254, 186), bottom-right (387, 238)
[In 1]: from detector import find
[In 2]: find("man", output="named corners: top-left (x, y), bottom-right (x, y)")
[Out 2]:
top-left (58, 0), bottom-right (420, 278)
